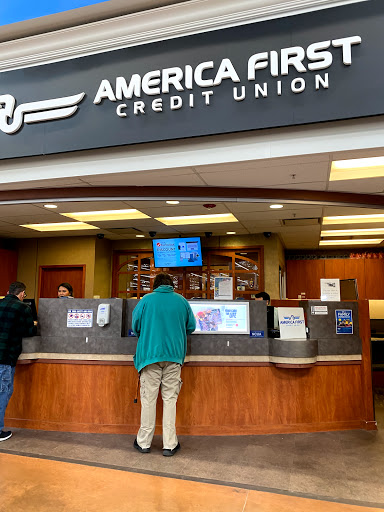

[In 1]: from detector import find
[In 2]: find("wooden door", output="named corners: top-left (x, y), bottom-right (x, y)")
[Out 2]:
top-left (39, 265), bottom-right (85, 299)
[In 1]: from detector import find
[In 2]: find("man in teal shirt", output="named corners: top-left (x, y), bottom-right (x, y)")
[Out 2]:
top-left (132, 273), bottom-right (196, 457)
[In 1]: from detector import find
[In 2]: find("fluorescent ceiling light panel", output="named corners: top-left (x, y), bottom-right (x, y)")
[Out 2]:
top-left (319, 238), bottom-right (383, 246)
top-left (330, 156), bottom-right (384, 181)
top-left (321, 228), bottom-right (384, 237)
top-left (21, 222), bottom-right (99, 232)
top-left (61, 209), bottom-right (150, 221)
top-left (155, 213), bottom-right (238, 225)
top-left (323, 214), bottom-right (384, 225)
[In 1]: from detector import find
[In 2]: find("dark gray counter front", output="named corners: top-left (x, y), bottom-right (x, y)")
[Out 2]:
top-left (20, 299), bottom-right (362, 365)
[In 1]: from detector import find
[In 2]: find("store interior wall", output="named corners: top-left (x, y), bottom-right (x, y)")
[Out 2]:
top-left (17, 237), bottom-right (96, 299)
top-left (13, 233), bottom-right (283, 300)
top-left (93, 237), bottom-right (112, 298)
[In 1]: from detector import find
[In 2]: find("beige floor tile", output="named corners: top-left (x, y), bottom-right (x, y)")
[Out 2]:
top-left (245, 490), bottom-right (383, 512)
top-left (0, 453), bottom-right (248, 512)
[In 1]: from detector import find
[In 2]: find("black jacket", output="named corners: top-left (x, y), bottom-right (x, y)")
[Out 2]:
top-left (0, 294), bottom-right (36, 366)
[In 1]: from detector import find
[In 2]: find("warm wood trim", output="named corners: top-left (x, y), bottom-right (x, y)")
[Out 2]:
top-left (0, 186), bottom-right (383, 209)
top-left (358, 299), bottom-right (376, 423)
top-left (275, 363), bottom-right (315, 368)
top-left (5, 418), bottom-right (367, 436)
top-left (17, 359), bottom-right (362, 367)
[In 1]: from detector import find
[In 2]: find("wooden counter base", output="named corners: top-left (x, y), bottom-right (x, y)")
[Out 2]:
top-left (5, 361), bottom-right (376, 436)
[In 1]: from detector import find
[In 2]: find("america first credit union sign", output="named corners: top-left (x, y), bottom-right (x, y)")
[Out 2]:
top-left (0, 0), bottom-right (384, 160)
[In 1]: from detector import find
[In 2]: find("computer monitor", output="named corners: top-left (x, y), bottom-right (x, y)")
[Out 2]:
top-left (189, 301), bottom-right (249, 334)
top-left (153, 237), bottom-right (202, 268)
top-left (23, 299), bottom-right (38, 321)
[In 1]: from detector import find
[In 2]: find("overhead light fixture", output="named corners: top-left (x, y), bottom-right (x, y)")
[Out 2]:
top-left (226, 231), bottom-right (236, 235)
top-left (155, 213), bottom-right (238, 226)
top-left (136, 234), bottom-right (145, 238)
top-left (330, 156), bottom-right (384, 181)
top-left (43, 204), bottom-right (58, 209)
top-left (61, 209), bottom-right (150, 221)
top-left (20, 222), bottom-right (99, 232)
top-left (321, 228), bottom-right (384, 237)
top-left (270, 204), bottom-right (283, 209)
top-left (319, 238), bottom-right (383, 246)
top-left (323, 214), bottom-right (384, 225)
top-left (166, 200), bottom-right (180, 205)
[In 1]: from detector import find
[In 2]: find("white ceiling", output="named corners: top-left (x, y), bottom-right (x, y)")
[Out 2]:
top-left (0, 143), bottom-right (383, 249)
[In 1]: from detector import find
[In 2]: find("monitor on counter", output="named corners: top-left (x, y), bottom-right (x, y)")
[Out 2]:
top-left (189, 301), bottom-right (249, 334)
top-left (23, 298), bottom-right (38, 321)
top-left (152, 237), bottom-right (202, 268)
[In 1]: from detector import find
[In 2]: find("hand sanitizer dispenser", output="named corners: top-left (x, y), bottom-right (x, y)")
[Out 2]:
top-left (97, 304), bottom-right (110, 327)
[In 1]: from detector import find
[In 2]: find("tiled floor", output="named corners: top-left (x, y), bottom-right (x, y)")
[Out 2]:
top-left (1, 397), bottom-right (383, 511)
top-left (1, 452), bottom-right (383, 512)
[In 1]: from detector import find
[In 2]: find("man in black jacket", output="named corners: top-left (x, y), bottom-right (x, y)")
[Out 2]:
top-left (0, 281), bottom-right (36, 441)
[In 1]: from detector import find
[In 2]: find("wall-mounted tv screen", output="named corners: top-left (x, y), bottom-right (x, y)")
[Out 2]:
top-left (189, 301), bottom-right (250, 334)
top-left (152, 237), bottom-right (202, 268)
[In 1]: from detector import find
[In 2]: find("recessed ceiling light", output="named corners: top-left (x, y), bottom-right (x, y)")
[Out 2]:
top-left (136, 234), bottom-right (145, 238)
top-left (227, 231), bottom-right (236, 235)
top-left (319, 238), bottom-right (383, 246)
top-left (321, 228), bottom-right (384, 237)
top-left (20, 222), bottom-right (99, 232)
top-left (166, 200), bottom-right (180, 205)
top-left (61, 209), bottom-right (150, 221)
top-left (330, 156), bottom-right (384, 181)
top-left (155, 213), bottom-right (238, 226)
top-left (323, 214), bottom-right (384, 225)
top-left (43, 204), bottom-right (58, 209)
top-left (270, 204), bottom-right (283, 209)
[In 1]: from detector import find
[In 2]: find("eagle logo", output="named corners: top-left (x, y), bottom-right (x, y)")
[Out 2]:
top-left (0, 92), bottom-right (85, 134)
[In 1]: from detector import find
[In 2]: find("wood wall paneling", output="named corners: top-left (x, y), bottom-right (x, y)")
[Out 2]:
top-left (344, 259), bottom-right (366, 300)
top-left (287, 257), bottom-right (384, 300)
top-left (324, 259), bottom-right (345, 280)
top-left (286, 259), bottom-right (324, 299)
top-left (0, 248), bottom-right (18, 296)
top-left (364, 259), bottom-right (384, 299)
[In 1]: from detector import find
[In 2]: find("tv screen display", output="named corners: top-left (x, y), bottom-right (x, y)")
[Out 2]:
top-left (152, 237), bottom-right (202, 268)
top-left (189, 301), bottom-right (249, 334)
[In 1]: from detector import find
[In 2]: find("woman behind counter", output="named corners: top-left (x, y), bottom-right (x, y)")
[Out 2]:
top-left (57, 283), bottom-right (74, 298)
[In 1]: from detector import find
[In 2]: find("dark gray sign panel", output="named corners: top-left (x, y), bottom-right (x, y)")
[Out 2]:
top-left (0, 0), bottom-right (383, 160)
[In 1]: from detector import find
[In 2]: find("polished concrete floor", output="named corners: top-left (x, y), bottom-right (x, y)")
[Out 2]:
top-left (1, 398), bottom-right (383, 511)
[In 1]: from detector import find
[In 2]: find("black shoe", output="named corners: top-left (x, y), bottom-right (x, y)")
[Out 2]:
top-left (133, 439), bottom-right (150, 453)
top-left (163, 442), bottom-right (180, 457)
top-left (0, 431), bottom-right (12, 442)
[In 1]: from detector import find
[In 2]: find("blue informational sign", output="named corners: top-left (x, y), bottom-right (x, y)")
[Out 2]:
top-left (0, 1), bottom-right (105, 26)
top-left (153, 238), bottom-right (202, 268)
top-left (335, 309), bottom-right (353, 335)
top-left (250, 330), bottom-right (264, 338)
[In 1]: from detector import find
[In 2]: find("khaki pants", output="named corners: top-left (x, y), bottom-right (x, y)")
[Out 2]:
top-left (137, 362), bottom-right (182, 450)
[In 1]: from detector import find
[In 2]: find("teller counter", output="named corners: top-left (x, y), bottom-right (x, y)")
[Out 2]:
top-left (6, 298), bottom-right (375, 435)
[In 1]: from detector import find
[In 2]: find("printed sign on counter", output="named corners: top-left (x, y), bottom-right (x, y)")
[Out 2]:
top-left (67, 309), bottom-right (93, 328)
top-left (310, 305), bottom-right (328, 315)
top-left (320, 279), bottom-right (341, 301)
top-left (214, 277), bottom-right (233, 300)
top-left (278, 307), bottom-right (306, 339)
top-left (335, 309), bottom-right (353, 334)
